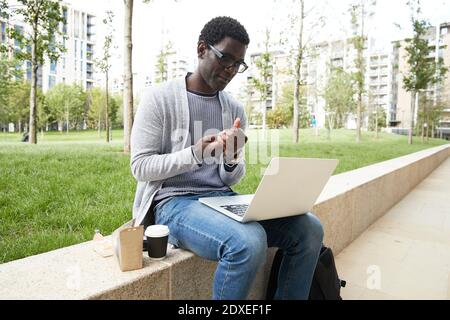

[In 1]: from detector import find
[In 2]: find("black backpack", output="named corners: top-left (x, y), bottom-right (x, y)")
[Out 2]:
top-left (266, 245), bottom-right (346, 300)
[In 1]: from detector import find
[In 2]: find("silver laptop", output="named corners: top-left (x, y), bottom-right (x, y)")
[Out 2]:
top-left (198, 157), bottom-right (338, 223)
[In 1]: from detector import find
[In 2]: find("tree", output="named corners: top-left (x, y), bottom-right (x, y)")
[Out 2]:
top-left (5, 0), bottom-right (65, 144)
top-left (86, 87), bottom-right (119, 136)
top-left (96, 10), bottom-right (115, 143)
top-left (349, 1), bottom-right (372, 143)
top-left (416, 95), bottom-right (447, 142)
top-left (403, 0), bottom-right (448, 144)
top-left (86, 87), bottom-right (104, 132)
top-left (271, 81), bottom-right (310, 129)
top-left (154, 40), bottom-right (173, 83)
top-left (368, 106), bottom-right (386, 134)
top-left (291, 0), bottom-right (306, 143)
top-left (7, 81), bottom-right (31, 132)
top-left (280, 0), bottom-right (325, 143)
top-left (250, 28), bottom-right (272, 131)
top-left (122, 0), bottom-right (180, 153)
top-left (45, 83), bottom-right (86, 132)
top-left (0, 55), bottom-right (22, 128)
top-left (123, 0), bottom-right (135, 153)
top-left (323, 67), bottom-right (356, 138)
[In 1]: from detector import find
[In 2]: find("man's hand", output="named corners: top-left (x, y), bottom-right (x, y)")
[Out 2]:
top-left (192, 134), bottom-right (223, 163)
top-left (217, 118), bottom-right (248, 163)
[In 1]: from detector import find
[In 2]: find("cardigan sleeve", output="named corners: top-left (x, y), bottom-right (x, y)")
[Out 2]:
top-left (130, 90), bottom-right (200, 182)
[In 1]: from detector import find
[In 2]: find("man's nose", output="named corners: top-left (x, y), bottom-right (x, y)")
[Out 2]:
top-left (224, 65), bottom-right (238, 77)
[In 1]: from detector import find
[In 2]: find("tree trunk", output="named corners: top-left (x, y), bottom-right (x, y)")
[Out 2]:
top-left (408, 91), bottom-right (416, 145)
top-left (327, 115), bottom-right (333, 140)
top-left (261, 100), bottom-right (267, 132)
top-left (293, 0), bottom-right (304, 144)
top-left (421, 120), bottom-right (424, 143)
top-left (105, 71), bottom-right (110, 143)
top-left (355, 3), bottom-right (364, 144)
top-left (293, 78), bottom-right (300, 143)
top-left (123, 0), bottom-right (134, 154)
top-left (66, 102), bottom-right (69, 134)
top-left (356, 93), bottom-right (362, 143)
top-left (29, 36), bottom-right (38, 144)
top-left (375, 108), bottom-right (378, 139)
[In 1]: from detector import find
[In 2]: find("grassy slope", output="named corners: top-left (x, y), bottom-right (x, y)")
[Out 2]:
top-left (0, 129), bottom-right (447, 263)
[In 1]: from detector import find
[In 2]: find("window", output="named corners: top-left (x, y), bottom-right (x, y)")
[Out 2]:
top-left (74, 10), bottom-right (80, 38)
top-left (62, 8), bottom-right (68, 34)
top-left (14, 25), bottom-right (23, 48)
top-left (50, 60), bottom-right (57, 74)
top-left (26, 61), bottom-right (32, 81)
top-left (82, 13), bottom-right (86, 40)
top-left (48, 75), bottom-right (56, 89)
top-left (1, 22), bottom-right (6, 43)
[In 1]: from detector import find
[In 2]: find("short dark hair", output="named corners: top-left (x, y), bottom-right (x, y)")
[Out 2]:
top-left (199, 16), bottom-right (250, 46)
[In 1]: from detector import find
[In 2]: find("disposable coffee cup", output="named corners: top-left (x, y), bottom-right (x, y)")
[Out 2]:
top-left (145, 225), bottom-right (170, 260)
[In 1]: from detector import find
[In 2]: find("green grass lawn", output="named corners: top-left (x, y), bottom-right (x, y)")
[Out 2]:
top-left (0, 128), bottom-right (448, 264)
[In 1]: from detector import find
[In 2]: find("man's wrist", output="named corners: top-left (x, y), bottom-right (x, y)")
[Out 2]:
top-left (191, 146), bottom-right (202, 166)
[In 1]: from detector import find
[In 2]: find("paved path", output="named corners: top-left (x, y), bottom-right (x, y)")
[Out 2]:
top-left (336, 157), bottom-right (450, 300)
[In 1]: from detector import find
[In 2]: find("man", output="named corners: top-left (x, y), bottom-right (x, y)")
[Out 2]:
top-left (130, 16), bottom-right (323, 300)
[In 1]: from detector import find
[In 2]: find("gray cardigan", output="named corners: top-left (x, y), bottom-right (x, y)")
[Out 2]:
top-left (130, 77), bottom-right (247, 226)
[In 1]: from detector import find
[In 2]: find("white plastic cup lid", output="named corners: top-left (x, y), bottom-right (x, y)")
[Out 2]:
top-left (145, 225), bottom-right (169, 238)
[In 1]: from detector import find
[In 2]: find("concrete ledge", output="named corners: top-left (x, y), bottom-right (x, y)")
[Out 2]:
top-left (316, 144), bottom-right (450, 256)
top-left (0, 144), bottom-right (449, 299)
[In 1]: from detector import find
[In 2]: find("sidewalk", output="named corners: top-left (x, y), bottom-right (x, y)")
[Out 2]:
top-left (336, 157), bottom-right (450, 300)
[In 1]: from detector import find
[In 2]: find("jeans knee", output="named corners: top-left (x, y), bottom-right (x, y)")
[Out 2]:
top-left (305, 213), bottom-right (324, 248)
top-left (230, 226), bottom-right (267, 268)
top-left (244, 239), bottom-right (267, 269)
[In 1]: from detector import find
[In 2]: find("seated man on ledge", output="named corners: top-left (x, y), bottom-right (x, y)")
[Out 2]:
top-left (130, 16), bottom-right (323, 300)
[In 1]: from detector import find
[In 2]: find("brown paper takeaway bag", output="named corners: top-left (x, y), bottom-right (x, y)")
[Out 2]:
top-left (112, 219), bottom-right (144, 272)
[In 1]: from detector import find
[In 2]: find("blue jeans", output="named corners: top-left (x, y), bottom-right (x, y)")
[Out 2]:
top-left (153, 191), bottom-right (324, 300)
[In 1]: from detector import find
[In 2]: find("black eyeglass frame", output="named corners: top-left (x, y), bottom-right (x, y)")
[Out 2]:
top-left (207, 43), bottom-right (248, 73)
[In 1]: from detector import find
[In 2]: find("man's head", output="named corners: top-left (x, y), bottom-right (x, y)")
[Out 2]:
top-left (196, 16), bottom-right (250, 92)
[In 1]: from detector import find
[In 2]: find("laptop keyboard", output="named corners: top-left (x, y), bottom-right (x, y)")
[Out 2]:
top-left (220, 204), bottom-right (249, 217)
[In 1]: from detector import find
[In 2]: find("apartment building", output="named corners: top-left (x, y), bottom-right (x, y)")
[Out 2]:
top-left (298, 38), bottom-right (391, 129)
top-left (153, 49), bottom-right (189, 84)
top-left (246, 50), bottom-right (285, 114)
top-left (391, 22), bottom-right (450, 131)
top-left (42, 3), bottom-right (96, 92)
top-left (367, 52), bottom-right (391, 124)
top-left (1, 3), bottom-right (96, 92)
top-left (244, 38), bottom-right (392, 130)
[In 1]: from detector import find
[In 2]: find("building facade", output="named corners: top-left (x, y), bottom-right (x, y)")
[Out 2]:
top-left (1, 2), bottom-right (96, 92)
top-left (390, 22), bottom-right (450, 131)
top-left (41, 3), bottom-right (96, 92)
top-left (153, 49), bottom-right (189, 84)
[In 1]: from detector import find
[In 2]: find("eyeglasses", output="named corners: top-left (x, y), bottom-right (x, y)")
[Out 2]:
top-left (208, 44), bottom-right (248, 73)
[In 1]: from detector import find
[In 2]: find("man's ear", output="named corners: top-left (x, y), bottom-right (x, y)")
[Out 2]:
top-left (197, 41), bottom-right (207, 59)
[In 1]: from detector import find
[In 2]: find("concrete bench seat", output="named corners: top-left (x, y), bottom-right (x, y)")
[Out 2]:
top-left (1, 144), bottom-right (448, 300)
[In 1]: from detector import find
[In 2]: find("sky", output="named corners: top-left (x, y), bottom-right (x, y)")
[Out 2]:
top-left (65, 0), bottom-right (450, 96)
